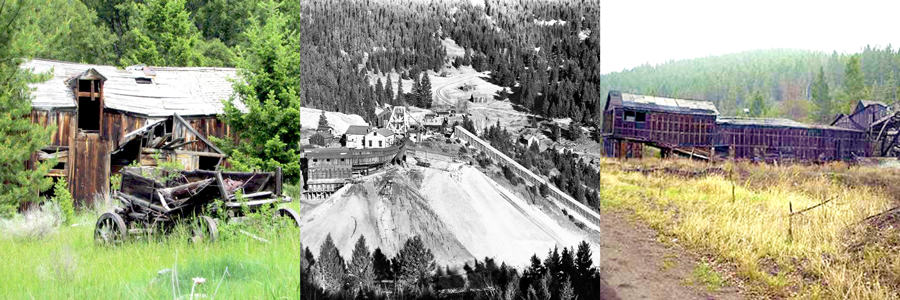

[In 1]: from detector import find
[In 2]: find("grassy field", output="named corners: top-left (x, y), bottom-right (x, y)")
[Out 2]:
top-left (601, 158), bottom-right (900, 299)
top-left (0, 203), bottom-right (302, 299)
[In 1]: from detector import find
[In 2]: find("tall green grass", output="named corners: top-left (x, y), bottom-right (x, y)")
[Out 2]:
top-left (0, 212), bottom-right (301, 299)
top-left (601, 158), bottom-right (898, 299)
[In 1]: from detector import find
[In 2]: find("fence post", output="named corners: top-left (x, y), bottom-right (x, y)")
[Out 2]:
top-left (788, 201), bottom-right (793, 243)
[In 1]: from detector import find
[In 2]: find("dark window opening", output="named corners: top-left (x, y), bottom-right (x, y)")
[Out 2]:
top-left (198, 156), bottom-right (219, 171)
top-left (636, 112), bottom-right (646, 122)
top-left (135, 77), bottom-right (153, 84)
top-left (624, 111), bottom-right (636, 122)
top-left (165, 118), bottom-right (174, 134)
top-left (78, 80), bottom-right (92, 92)
top-left (77, 96), bottom-right (100, 131)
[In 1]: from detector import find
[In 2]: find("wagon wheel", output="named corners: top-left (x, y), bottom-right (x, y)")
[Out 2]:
top-left (273, 207), bottom-right (301, 228)
top-left (95, 212), bottom-right (127, 245)
top-left (190, 216), bottom-right (218, 243)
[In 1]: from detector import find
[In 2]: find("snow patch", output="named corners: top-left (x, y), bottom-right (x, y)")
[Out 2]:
top-left (301, 107), bottom-right (368, 135)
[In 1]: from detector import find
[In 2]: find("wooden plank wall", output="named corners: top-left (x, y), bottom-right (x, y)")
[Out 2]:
top-left (102, 111), bottom-right (147, 149)
top-left (182, 116), bottom-right (234, 152)
top-left (29, 110), bottom-right (75, 147)
top-left (69, 133), bottom-right (109, 206)
top-left (610, 107), bottom-right (716, 147)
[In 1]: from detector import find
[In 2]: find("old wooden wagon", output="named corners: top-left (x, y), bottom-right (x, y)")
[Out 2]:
top-left (94, 167), bottom-right (298, 244)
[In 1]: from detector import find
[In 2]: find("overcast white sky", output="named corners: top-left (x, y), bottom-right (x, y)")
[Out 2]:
top-left (601, 0), bottom-right (900, 74)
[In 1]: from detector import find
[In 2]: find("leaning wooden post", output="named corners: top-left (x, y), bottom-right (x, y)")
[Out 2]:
top-left (788, 201), bottom-right (793, 243)
top-left (730, 164), bottom-right (735, 203)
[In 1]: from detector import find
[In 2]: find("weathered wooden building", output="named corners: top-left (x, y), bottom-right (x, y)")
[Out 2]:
top-left (602, 91), bottom-right (718, 158)
top-left (300, 145), bottom-right (404, 197)
top-left (24, 59), bottom-right (243, 205)
top-left (832, 100), bottom-right (891, 131)
top-left (603, 91), bottom-right (870, 162)
top-left (715, 117), bottom-right (868, 161)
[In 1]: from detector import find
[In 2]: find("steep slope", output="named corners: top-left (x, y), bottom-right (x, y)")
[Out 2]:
top-left (299, 165), bottom-right (591, 268)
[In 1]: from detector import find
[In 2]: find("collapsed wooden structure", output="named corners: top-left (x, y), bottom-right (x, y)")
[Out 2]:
top-left (24, 59), bottom-right (243, 205)
top-left (95, 167), bottom-right (297, 244)
top-left (603, 91), bottom-right (871, 161)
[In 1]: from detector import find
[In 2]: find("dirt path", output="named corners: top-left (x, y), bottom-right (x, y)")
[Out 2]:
top-left (601, 210), bottom-right (743, 300)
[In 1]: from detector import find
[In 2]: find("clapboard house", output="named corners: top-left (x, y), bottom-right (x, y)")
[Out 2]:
top-left (24, 59), bottom-right (243, 205)
top-left (603, 91), bottom-right (718, 158)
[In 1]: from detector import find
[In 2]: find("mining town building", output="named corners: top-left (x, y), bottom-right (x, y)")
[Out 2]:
top-left (603, 91), bottom-right (870, 161)
top-left (24, 59), bottom-right (242, 205)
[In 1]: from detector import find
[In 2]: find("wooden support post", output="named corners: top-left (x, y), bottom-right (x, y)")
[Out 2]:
top-left (275, 166), bottom-right (283, 196)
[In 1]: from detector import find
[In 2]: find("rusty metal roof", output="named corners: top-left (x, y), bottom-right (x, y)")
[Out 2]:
top-left (614, 92), bottom-right (719, 115)
top-left (22, 59), bottom-right (246, 117)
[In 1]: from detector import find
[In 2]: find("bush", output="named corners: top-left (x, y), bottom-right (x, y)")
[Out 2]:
top-left (0, 202), bottom-right (62, 240)
top-left (52, 179), bottom-right (74, 225)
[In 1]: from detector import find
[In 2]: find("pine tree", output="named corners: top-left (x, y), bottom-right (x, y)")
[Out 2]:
top-left (419, 72), bottom-right (433, 108)
top-left (811, 66), bottom-right (833, 124)
top-left (384, 74), bottom-right (394, 106)
top-left (840, 55), bottom-right (868, 113)
top-left (543, 246), bottom-right (561, 276)
top-left (568, 121), bottom-right (582, 140)
top-left (122, 0), bottom-right (208, 66)
top-left (748, 92), bottom-right (769, 117)
top-left (218, 0), bottom-right (303, 181)
top-left (313, 234), bottom-right (345, 291)
top-left (559, 276), bottom-right (575, 300)
top-left (348, 235), bottom-right (375, 289)
top-left (574, 241), bottom-right (594, 279)
top-left (411, 73), bottom-right (422, 107)
top-left (396, 235), bottom-right (436, 282)
top-left (0, 1), bottom-right (55, 216)
top-left (397, 75), bottom-right (405, 105)
top-left (372, 248), bottom-right (392, 280)
top-left (374, 78), bottom-right (385, 106)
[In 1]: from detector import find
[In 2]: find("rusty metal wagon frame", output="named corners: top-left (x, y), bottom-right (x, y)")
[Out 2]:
top-left (94, 166), bottom-right (298, 244)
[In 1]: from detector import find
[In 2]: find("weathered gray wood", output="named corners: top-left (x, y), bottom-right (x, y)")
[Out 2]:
top-left (215, 172), bottom-right (229, 200)
top-left (224, 198), bottom-right (280, 208)
top-left (228, 191), bottom-right (273, 200)
top-left (275, 166), bottom-right (282, 196)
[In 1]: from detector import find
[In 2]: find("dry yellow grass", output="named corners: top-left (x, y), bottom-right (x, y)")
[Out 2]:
top-left (601, 158), bottom-right (900, 299)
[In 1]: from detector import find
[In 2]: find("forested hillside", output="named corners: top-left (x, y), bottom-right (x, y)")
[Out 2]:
top-left (601, 46), bottom-right (900, 124)
top-left (300, 0), bottom-right (602, 124)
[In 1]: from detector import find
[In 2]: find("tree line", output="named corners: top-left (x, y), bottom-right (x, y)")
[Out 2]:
top-left (601, 46), bottom-right (900, 124)
top-left (300, 233), bottom-right (599, 299)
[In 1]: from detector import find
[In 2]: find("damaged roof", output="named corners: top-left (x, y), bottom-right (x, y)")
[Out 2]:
top-left (717, 117), bottom-right (864, 132)
top-left (22, 59), bottom-right (246, 117)
top-left (606, 91), bottom-right (719, 115)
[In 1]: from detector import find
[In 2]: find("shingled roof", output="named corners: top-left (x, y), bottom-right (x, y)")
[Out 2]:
top-left (22, 59), bottom-right (246, 117)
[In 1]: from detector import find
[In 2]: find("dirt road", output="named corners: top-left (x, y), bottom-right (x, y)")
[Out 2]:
top-left (601, 210), bottom-right (743, 300)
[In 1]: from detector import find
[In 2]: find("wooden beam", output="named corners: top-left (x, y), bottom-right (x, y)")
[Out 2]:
top-left (141, 147), bottom-right (226, 158)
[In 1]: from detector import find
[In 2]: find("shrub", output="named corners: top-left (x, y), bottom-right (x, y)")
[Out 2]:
top-left (52, 179), bottom-right (74, 225)
top-left (0, 202), bottom-right (61, 240)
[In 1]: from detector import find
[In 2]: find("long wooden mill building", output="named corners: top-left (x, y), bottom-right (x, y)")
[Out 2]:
top-left (603, 91), bottom-right (870, 161)
top-left (23, 59), bottom-right (244, 206)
